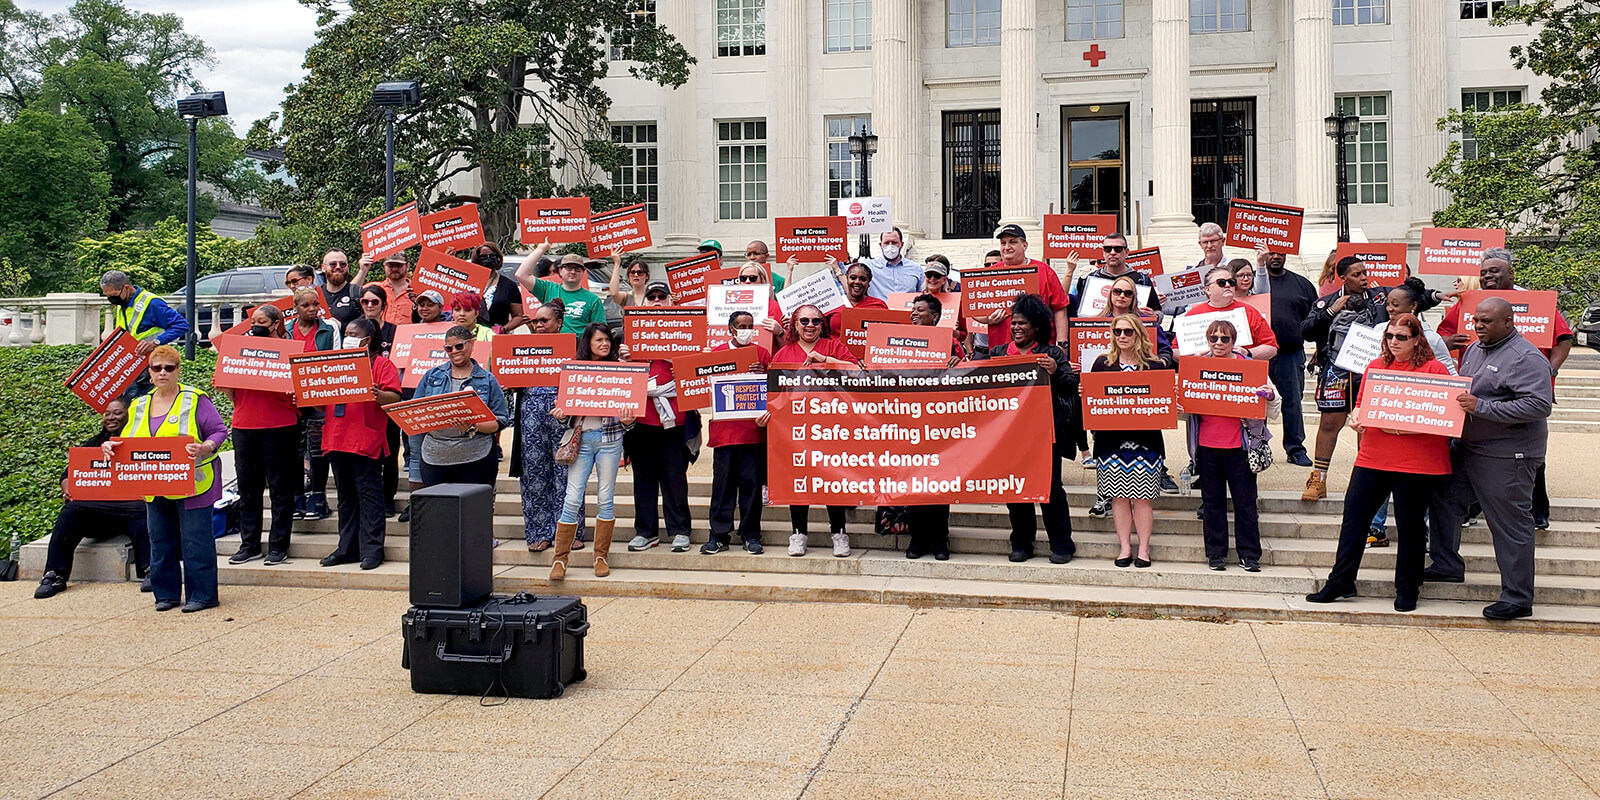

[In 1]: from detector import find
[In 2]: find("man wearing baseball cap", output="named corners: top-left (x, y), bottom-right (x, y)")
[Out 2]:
top-left (514, 243), bottom-right (609, 334)
top-left (365, 252), bottom-right (414, 327)
top-left (977, 224), bottom-right (1070, 352)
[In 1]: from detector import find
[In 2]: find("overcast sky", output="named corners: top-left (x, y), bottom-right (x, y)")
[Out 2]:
top-left (24, 0), bottom-right (317, 133)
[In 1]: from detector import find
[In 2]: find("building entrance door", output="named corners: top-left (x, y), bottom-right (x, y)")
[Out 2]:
top-left (1190, 98), bottom-right (1257, 227)
top-left (1061, 105), bottom-right (1128, 230)
top-left (941, 109), bottom-right (1001, 239)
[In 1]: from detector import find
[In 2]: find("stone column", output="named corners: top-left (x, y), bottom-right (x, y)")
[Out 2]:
top-left (660, 0), bottom-right (700, 247)
top-left (1293, 0), bottom-right (1336, 226)
top-left (872, 0), bottom-right (920, 236)
top-left (1147, 0), bottom-right (1195, 239)
top-left (1408, 0), bottom-right (1448, 237)
top-left (768, 0), bottom-right (810, 218)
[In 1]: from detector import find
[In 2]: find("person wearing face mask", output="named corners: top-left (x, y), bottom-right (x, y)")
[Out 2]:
top-left (35, 398), bottom-right (151, 599)
top-left (289, 288), bottom-right (338, 521)
top-left (702, 311), bottom-right (773, 555)
top-left (862, 228), bottom-right (924, 300)
top-left (318, 318), bottom-right (403, 570)
top-left (624, 282), bottom-right (697, 553)
top-left (412, 325), bottom-right (511, 487)
top-left (821, 261), bottom-right (888, 338)
top-left (1299, 256), bottom-right (1388, 501)
top-left (364, 253), bottom-right (414, 326)
top-left (98, 270), bottom-right (190, 399)
top-left (472, 243), bottom-right (528, 332)
top-left (319, 249), bottom-right (368, 328)
top-left (517, 300), bottom-right (586, 551)
top-left (220, 305), bottom-right (302, 566)
top-left (731, 261), bottom-right (788, 343)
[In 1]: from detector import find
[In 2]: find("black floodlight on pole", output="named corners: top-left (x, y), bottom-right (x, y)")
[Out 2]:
top-left (373, 80), bottom-right (422, 211)
top-left (176, 91), bottom-right (227, 358)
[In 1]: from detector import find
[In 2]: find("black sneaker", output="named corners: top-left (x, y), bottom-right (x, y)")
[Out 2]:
top-left (263, 551), bottom-right (288, 566)
top-left (33, 572), bottom-right (64, 599)
top-left (743, 539), bottom-right (764, 555)
top-left (154, 600), bottom-right (179, 612)
top-left (1160, 472), bottom-right (1180, 495)
top-left (700, 540), bottom-right (728, 554)
top-left (385, 500), bottom-right (397, 518)
top-left (306, 495), bottom-right (331, 520)
top-left (139, 574), bottom-right (153, 593)
top-left (1240, 557), bottom-right (1261, 573)
top-left (933, 544), bottom-right (950, 561)
top-left (292, 494), bottom-right (307, 520)
top-left (1009, 549), bottom-right (1033, 562)
top-left (181, 600), bottom-right (218, 613)
top-left (1533, 513), bottom-right (1549, 530)
top-left (359, 556), bottom-right (383, 570)
top-left (905, 542), bottom-right (927, 559)
top-left (1049, 552), bottom-right (1073, 565)
top-left (1088, 497), bottom-right (1112, 517)
top-left (228, 548), bottom-right (262, 565)
top-left (1208, 556), bottom-right (1226, 571)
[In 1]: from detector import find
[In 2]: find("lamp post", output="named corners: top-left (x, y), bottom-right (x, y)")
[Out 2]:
top-left (1324, 111), bottom-right (1360, 244)
top-left (175, 90), bottom-right (228, 359)
top-left (847, 126), bottom-right (878, 259)
top-left (372, 81), bottom-right (422, 211)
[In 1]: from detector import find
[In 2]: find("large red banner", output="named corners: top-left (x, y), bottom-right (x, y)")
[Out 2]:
top-left (290, 349), bottom-right (375, 407)
top-left (556, 361), bottom-right (649, 416)
top-left (1080, 369), bottom-right (1179, 430)
top-left (360, 202), bottom-right (422, 261)
top-left (773, 217), bottom-right (848, 263)
top-left (961, 265), bottom-right (1039, 319)
top-left (588, 203), bottom-right (652, 255)
top-left (1225, 199), bottom-right (1304, 254)
top-left (490, 333), bottom-right (576, 389)
top-left (211, 335), bottom-right (298, 393)
top-left (419, 204), bottom-right (487, 252)
top-left (1457, 290), bottom-right (1561, 349)
top-left (672, 347), bottom-right (762, 411)
top-left (623, 307), bottom-right (707, 360)
top-left (64, 331), bottom-right (146, 412)
top-left (766, 362), bottom-right (1054, 505)
top-left (1176, 356), bottom-right (1269, 418)
top-left (383, 390), bottom-right (497, 436)
top-left (413, 248), bottom-right (494, 298)
top-left (1042, 214), bottom-right (1119, 259)
top-left (1355, 368), bottom-right (1476, 436)
top-left (1418, 227), bottom-right (1506, 275)
top-left (1336, 242), bottom-right (1409, 288)
top-left (66, 438), bottom-right (194, 501)
top-left (518, 197), bottom-right (591, 244)
top-left (664, 252), bottom-right (721, 305)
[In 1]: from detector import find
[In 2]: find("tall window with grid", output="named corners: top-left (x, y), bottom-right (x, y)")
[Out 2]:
top-left (826, 0), bottom-right (871, 52)
top-left (826, 116), bottom-right (872, 216)
top-left (718, 120), bottom-right (767, 220)
top-left (1333, 0), bottom-right (1385, 25)
top-left (1066, 0), bottom-right (1122, 40)
top-left (610, 124), bottom-right (658, 221)
top-left (1460, 0), bottom-right (1514, 20)
top-left (718, 0), bottom-right (765, 56)
top-left (947, 0), bottom-right (1001, 47)
top-left (1461, 89), bottom-right (1523, 160)
top-left (610, 0), bottom-right (657, 60)
top-left (1335, 95), bottom-right (1389, 205)
top-left (1191, 0), bottom-right (1248, 32)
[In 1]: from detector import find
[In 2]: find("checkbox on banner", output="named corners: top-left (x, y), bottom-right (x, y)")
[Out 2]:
top-left (791, 426), bottom-right (806, 440)
top-left (793, 478), bottom-right (807, 493)
top-left (792, 452), bottom-right (806, 467)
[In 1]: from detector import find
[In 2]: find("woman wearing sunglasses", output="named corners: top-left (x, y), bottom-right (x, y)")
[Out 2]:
top-left (1184, 319), bottom-right (1279, 572)
top-left (735, 261), bottom-right (789, 343)
top-left (549, 323), bottom-right (636, 580)
top-left (289, 288), bottom-right (337, 521)
top-left (608, 253), bottom-right (653, 307)
top-left (318, 318), bottom-right (404, 570)
top-left (1089, 313), bottom-right (1173, 567)
top-left (771, 304), bottom-right (860, 557)
top-left (221, 305), bottom-right (301, 567)
top-left (359, 285), bottom-right (398, 358)
top-left (1307, 313), bottom-right (1452, 612)
top-left (411, 325), bottom-right (511, 488)
top-left (358, 286), bottom-right (402, 514)
top-left (1081, 274), bottom-right (1176, 518)
top-left (1299, 256), bottom-right (1388, 501)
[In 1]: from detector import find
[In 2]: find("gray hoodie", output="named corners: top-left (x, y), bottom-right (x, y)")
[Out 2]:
top-left (1457, 330), bottom-right (1554, 459)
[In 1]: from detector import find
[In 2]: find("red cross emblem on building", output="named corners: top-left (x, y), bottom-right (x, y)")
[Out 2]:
top-left (1083, 44), bottom-right (1106, 67)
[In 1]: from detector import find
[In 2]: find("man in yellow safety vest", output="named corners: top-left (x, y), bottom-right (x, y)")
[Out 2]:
top-left (99, 270), bottom-right (191, 356)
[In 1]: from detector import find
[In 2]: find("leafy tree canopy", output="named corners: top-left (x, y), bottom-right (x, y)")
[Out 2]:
top-left (0, 108), bottom-right (110, 291)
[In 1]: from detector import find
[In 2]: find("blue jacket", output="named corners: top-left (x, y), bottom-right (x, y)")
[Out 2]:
top-left (128, 286), bottom-right (191, 346)
top-left (408, 360), bottom-right (512, 470)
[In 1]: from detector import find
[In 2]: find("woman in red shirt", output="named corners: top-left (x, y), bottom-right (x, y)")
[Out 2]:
top-left (1307, 313), bottom-right (1452, 612)
top-left (824, 262), bottom-right (888, 338)
top-left (318, 318), bottom-right (404, 570)
top-left (771, 304), bottom-right (859, 557)
top-left (703, 310), bottom-right (772, 554)
top-left (220, 304), bottom-right (301, 566)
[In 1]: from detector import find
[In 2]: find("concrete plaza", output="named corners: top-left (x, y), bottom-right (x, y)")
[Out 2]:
top-left (1, 582), bottom-right (1597, 799)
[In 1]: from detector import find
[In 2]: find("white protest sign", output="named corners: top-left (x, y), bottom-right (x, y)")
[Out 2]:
top-left (1153, 266), bottom-right (1208, 314)
top-left (1174, 307), bottom-right (1252, 355)
top-left (844, 197), bottom-right (893, 235)
top-left (1333, 321), bottom-right (1386, 374)
top-left (1080, 275), bottom-right (1154, 317)
top-left (708, 283), bottom-right (769, 326)
top-left (776, 268), bottom-right (846, 316)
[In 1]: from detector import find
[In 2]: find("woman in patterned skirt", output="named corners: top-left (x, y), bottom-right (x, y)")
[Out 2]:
top-left (518, 300), bottom-right (584, 551)
top-left (1090, 314), bottom-right (1175, 568)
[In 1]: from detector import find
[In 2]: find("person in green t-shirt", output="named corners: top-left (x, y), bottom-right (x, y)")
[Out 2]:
top-left (516, 241), bottom-right (609, 334)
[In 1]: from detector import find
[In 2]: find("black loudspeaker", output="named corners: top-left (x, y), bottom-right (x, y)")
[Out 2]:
top-left (409, 483), bottom-right (494, 608)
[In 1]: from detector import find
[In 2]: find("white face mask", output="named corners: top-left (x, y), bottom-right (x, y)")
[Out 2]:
top-left (732, 328), bottom-right (757, 345)
top-left (341, 336), bottom-right (368, 350)
top-left (881, 244), bottom-right (902, 261)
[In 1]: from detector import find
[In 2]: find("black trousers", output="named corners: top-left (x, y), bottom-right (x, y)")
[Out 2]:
top-left (908, 505), bottom-right (951, 551)
top-left (44, 502), bottom-right (148, 581)
top-left (709, 444), bottom-right (764, 545)
top-left (1533, 462), bottom-right (1549, 518)
top-left (420, 452), bottom-right (500, 487)
top-left (1196, 445), bottom-right (1261, 561)
top-left (328, 451), bottom-right (386, 561)
top-left (234, 425), bottom-right (299, 553)
top-left (624, 424), bottom-right (691, 539)
top-left (300, 410), bottom-right (329, 497)
top-left (791, 505), bottom-right (848, 535)
top-left (383, 420), bottom-right (401, 506)
top-left (1325, 465), bottom-right (1443, 596)
top-left (1007, 443), bottom-right (1074, 557)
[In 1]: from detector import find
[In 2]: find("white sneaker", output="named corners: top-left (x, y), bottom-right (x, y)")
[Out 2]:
top-left (788, 533), bottom-right (807, 557)
top-left (831, 532), bottom-right (851, 558)
top-left (762, 485), bottom-right (770, 506)
top-left (670, 534), bottom-right (691, 552)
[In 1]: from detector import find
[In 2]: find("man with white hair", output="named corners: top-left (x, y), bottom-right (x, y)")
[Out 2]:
top-left (1194, 222), bottom-right (1227, 270)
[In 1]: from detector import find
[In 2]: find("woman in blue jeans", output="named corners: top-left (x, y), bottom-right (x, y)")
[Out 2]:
top-left (548, 323), bottom-right (635, 580)
top-left (104, 345), bottom-right (229, 613)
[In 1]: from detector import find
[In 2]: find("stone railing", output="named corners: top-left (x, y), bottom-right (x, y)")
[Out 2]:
top-left (0, 292), bottom-right (283, 348)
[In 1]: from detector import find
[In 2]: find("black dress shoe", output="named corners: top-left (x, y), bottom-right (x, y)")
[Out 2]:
top-left (1394, 593), bottom-right (1418, 612)
top-left (1133, 557), bottom-right (1151, 569)
top-left (154, 600), bottom-right (179, 612)
top-left (1422, 568), bottom-right (1465, 583)
top-left (1114, 556), bottom-right (1133, 568)
top-left (33, 573), bottom-right (65, 599)
top-left (1482, 601), bottom-right (1533, 620)
top-left (905, 543), bottom-right (927, 560)
top-left (933, 544), bottom-right (949, 561)
top-left (139, 574), bottom-right (153, 593)
top-left (397, 504), bottom-right (412, 523)
top-left (1305, 585), bottom-right (1356, 603)
top-left (1049, 552), bottom-right (1073, 565)
top-left (1008, 550), bottom-right (1032, 562)
top-left (359, 556), bottom-right (383, 570)
top-left (181, 600), bottom-right (218, 613)
top-left (320, 553), bottom-right (356, 567)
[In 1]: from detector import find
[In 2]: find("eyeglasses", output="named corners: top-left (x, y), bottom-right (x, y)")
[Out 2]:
top-left (1112, 329), bottom-right (1138, 337)
top-left (738, 275), bottom-right (762, 283)
top-left (1200, 237), bottom-right (1224, 245)
top-left (1383, 332), bottom-right (1413, 342)
top-left (1211, 278), bottom-right (1237, 288)
top-left (1110, 288), bottom-right (1136, 298)
top-left (148, 363), bottom-right (179, 373)
top-left (360, 298), bottom-right (382, 306)
top-left (443, 342), bottom-right (469, 353)
top-left (559, 264), bottom-right (584, 271)
top-left (1102, 245), bottom-right (1127, 253)
top-left (797, 317), bottom-right (824, 327)
top-left (925, 272), bottom-right (943, 280)
top-left (325, 261), bottom-right (348, 267)
top-left (1207, 335), bottom-right (1235, 343)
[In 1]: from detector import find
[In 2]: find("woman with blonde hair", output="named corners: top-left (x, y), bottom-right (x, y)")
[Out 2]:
top-left (1089, 314), bottom-right (1174, 567)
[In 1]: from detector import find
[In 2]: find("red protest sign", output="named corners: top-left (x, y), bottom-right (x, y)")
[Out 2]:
top-left (623, 306), bottom-right (707, 360)
top-left (382, 390), bottom-right (496, 437)
top-left (961, 265), bottom-right (1040, 319)
top-left (1125, 247), bottom-right (1164, 276)
top-left (211, 335), bottom-right (297, 393)
top-left (1458, 290), bottom-right (1561, 349)
top-left (360, 202), bottom-right (422, 261)
top-left (664, 252), bottom-right (721, 305)
top-left (418, 204), bottom-right (486, 252)
top-left (1418, 227), bottom-right (1507, 275)
top-left (773, 217), bottom-right (848, 263)
top-left (1239, 293), bottom-right (1272, 325)
top-left (518, 197), bottom-right (590, 244)
top-left (766, 361), bottom-right (1054, 505)
top-left (887, 292), bottom-right (960, 327)
top-left (64, 331), bottom-right (146, 413)
top-left (1066, 318), bottom-right (1158, 372)
top-left (1337, 242), bottom-right (1409, 288)
top-left (556, 361), bottom-right (649, 416)
top-left (1080, 369), bottom-right (1179, 430)
top-left (1042, 214), bottom-right (1119, 259)
top-left (1176, 356), bottom-right (1270, 418)
top-left (390, 322), bottom-right (453, 371)
top-left (1225, 199), bottom-right (1304, 254)
top-left (413, 248), bottom-right (494, 298)
top-left (1356, 368), bottom-right (1476, 436)
top-left (290, 349), bottom-right (375, 407)
top-left (490, 333), bottom-right (575, 389)
top-left (66, 438), bottom-right (195, 501)
top-left (588, 203), bottom-right (652, 255)
top-left (672, 347), bottom-right (761, 411)
top-left (840, 306), bottom-right (912, 359)
top-left (863, 323), bottom-right (952, 368)
top-left (400, 340), bottom-right (491, 389)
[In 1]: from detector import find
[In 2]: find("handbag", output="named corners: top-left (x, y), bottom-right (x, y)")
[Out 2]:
top-left (1247, 440), bottom-right (1274, 474)
top-left (554, 423), bottom-right (580, 465)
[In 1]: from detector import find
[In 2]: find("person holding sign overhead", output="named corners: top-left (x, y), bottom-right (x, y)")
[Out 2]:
top-left (105, 346), bottom-right (228, 613)
top-left (1065, 232), bottom-right (1160, 318)
top-left (412, 325), bottom-right (511, 487)
top-left (771, 304), bottom-right (860, 557)
top-left (220, 305), bottom-right (301, 567)
top-left (703, 310), bottom-right (774, 555)
top-left (472, 242), bottom-right (528, 332)
top-left (1089, 314), bottom-right (1173, 568)
top-left (1307, 313), bottom-right (1454, 612)
top-left (35, 399), bottom-right (150, 599)
top-left (516, 241), bottom-right (608, 334)
top-left (608, 253), bottom-right (653, 307)
top-left (1299, 256), bottom-right (1387, 501)
top-left (319, 318), bottom-right (404, 570)
top-left (549, 323), bottom-right (636, 580)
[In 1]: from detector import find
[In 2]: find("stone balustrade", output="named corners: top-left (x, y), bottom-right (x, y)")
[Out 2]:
top-left (0, 292), bottom-right (282, 348)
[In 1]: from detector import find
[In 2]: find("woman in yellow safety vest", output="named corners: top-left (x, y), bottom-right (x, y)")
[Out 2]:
top-left (102, 345), bottom-right (230, 613)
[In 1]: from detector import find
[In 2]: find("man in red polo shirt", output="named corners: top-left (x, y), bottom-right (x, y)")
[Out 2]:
top-left (975, 224), bottom-right (1070, 351)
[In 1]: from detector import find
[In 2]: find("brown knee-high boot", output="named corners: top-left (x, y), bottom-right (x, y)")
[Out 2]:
top-left (549, 521), bottom-right (578, 580)
top-left (593, 518), bottom-right (615, 577)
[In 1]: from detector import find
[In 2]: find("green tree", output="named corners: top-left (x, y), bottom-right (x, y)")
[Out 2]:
top-left (1428, 0), bottom-right (1600, 313)
top-left (0, 108), bottom-right (110, 291)
top-left (248, 0), bottom-right (693, 250)
top-left (71, 216), bottom-right (245, 294)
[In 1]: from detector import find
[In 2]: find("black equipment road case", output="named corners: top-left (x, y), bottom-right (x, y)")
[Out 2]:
top-left (402, 595), bottom-right (589, 699)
